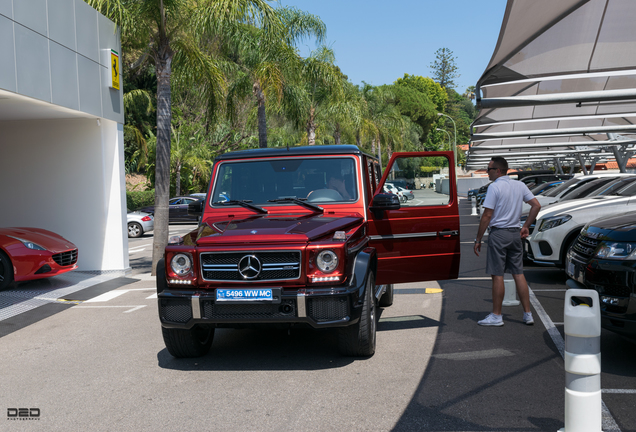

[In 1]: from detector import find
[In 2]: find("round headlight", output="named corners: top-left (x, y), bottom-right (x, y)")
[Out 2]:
top-left (316, 250), bottom-right (338, 273)
top-left (171, 253), bottom-right (192, 275)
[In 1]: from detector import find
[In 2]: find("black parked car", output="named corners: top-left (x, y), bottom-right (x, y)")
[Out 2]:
top-left (566, 212), bottom-right (636, 338)
top-left (140, 196), bottom-right (202, 223)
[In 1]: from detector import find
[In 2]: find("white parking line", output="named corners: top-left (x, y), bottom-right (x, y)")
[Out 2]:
top-left (129, 247), bottom-right (146, 254)
top-left (85, 291), bottom-right (128, 303)
top-left (73, 305), bottom-right (147, 313)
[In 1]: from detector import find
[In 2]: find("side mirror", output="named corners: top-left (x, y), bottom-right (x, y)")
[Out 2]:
top-left (370, 193), bottom-right (400, 217)
top-left (188, 199), bottom-right (204, 217)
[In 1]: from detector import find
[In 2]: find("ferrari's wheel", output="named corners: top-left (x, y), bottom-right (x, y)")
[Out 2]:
top-left (338, 273), bottom-right (376, 357)
top-left (0, 250), bottom-right (14, 291)
top-left (128, 222), bottom-right (143, 238)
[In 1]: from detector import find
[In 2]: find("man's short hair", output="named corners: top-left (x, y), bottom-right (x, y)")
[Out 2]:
top-left (491, 156), bottom-right (508, 173)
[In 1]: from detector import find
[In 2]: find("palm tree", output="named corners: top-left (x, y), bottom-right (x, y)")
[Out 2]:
top-left (85, 0), bottom-right (281, 273)
top-left (225, 7), bottom-right (325, 148)
top-left (282, 46), bottom-right (346, 145)
top-left (358, 84), bottom-right (405, 164)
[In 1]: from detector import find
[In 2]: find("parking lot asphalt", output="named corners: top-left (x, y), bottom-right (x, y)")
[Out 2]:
top-left (436, 198), bottom-right (636, 432)
top-left (1, 200), bottom-right (636, 431)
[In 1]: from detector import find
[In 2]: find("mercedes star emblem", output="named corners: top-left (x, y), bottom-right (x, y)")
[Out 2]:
top-left (238, 255), bottom-right (262, 279)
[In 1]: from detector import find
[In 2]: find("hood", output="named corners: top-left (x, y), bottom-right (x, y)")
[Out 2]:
top-left (0, 227), bottom-right (76, 252)
top-left (194, 214), bottom-right (364, 245)
top-left (537, 195), bottom-right (626, 219)
top-left (584, 212), bottom-right (636, 241)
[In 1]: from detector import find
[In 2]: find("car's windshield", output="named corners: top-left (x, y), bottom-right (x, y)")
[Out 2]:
top-left (560, 177), bottom-right (617, 200)
top-left (613, 178), bottom-right (636, 197)
top-left (587, 176), bottom-right (636, 197)
top-left (543, 177), bottom-right (580, 197)
top-left (211, 157), bottom-right (359, 205)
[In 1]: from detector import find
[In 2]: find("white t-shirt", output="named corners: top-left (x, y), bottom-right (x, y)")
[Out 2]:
top-left (483, 176), bottom-right (535, 228)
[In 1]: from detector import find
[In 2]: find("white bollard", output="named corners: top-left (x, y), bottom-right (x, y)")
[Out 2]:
top-left (559, 288), bottom-right (602, 432)
top-left (471, 196), bottom-right (478, 216)
top-left (502, 277), bottom-right (520, 306)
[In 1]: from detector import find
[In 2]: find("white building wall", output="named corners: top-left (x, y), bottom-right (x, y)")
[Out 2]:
top-left (0, 1), bottom-right (128, 272)
top-left (0, 118), bottom-right (128, 271)
top-left (0, 0), bottom-right (124, 123)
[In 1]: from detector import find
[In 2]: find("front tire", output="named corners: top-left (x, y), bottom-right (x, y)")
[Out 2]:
top-left (338, 273), bottom-right (377, 356)
top-left (162, 325), bottom-right (215, 358)
top-left (128, 222), bottom-right (143, 238)
top-left (0, 250), bottom-right (14, 291)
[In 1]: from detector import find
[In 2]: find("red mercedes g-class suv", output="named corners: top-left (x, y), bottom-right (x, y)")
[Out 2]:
top-left (157, 145), bottom-right (460, 357)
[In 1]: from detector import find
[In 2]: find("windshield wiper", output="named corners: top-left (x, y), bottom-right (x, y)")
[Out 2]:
top-left (268, 197), bottom-right (324, 214)
top-left (213, 200), bottom-right (268, 214)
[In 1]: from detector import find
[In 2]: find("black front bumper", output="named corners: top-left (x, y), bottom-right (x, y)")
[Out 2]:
top-left (158, 285), bottom-right (364, 330)
top-left (566, 253), bottom-right (636, 337)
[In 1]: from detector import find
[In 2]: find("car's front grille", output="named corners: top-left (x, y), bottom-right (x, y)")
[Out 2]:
top-left (159, 298), bottom-right (192, 323)
top-left (571, 235), bottom-right (601, 261)
top-left (52, 249), bottom-right (78, 267)
top-left (200, 251), bottom-right (301, 281)
top-left (307, 297), bottom-right (348, 322)
top-left (202, 299), bottom-right (296, 319)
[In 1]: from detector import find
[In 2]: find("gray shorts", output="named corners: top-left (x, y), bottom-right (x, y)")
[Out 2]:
top-left (486, 227), bottom-right (524, 276)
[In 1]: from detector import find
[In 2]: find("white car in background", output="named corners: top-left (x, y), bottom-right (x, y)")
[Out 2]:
top-left (526, 177), bottom-right (636, 266)
top-left (384, 183), bottom-right (407, 203)
top-left (397, 186), bottom-right (414, 200)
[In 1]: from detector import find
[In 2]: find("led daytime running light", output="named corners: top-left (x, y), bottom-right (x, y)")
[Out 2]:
top-left (169, 279), bottom-right (193, 285)
top-left (311, 276), bottom-right (341, 282)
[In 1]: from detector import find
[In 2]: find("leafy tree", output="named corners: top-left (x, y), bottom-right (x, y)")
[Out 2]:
top-left (282, 46), bottom-right (346, 145)
top-left (430, 48), bottom-right (460, 89)
top-left (86, 0), bottom-right (281, 273)
top-left (323, 80), bottom-right (363, 145)
top-left (225, 7), bottom-right (326, 148)
top-left (392, 74), bottom-right (447, 147)
top-left (123, 88), bottom-right (153, 174)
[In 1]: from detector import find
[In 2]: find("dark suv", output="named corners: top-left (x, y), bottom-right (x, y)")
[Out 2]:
top-left (156, 145), bottom-right (461, 357)
top-left (566, 212), bottom-right (636, 337)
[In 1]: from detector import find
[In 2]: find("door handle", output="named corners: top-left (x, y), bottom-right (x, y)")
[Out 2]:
top-left (438, 230), bottom-right (459, 237)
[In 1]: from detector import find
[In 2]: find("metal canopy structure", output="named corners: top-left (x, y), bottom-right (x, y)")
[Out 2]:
top-left (468, 0), bottom-right (636, 172)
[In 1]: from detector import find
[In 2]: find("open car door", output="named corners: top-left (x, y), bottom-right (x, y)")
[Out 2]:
top-left (368, 151), bottom-right (460, 284)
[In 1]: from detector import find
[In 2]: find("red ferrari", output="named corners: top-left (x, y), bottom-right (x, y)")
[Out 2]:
top-left (0, 227), bottom-right (78, 291)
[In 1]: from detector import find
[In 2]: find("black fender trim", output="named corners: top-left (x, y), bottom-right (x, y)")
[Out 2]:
top-left (350, 247), bottom-right (377, 310)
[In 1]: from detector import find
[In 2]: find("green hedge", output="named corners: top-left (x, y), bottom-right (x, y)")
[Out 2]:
top-left (126, 190), bottom-right (155, 211)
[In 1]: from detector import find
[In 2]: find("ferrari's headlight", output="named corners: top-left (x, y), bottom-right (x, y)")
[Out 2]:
top-left (538, 215), bottom-right (572, 232)
top-left (171, 253), bottom-right (192, 275)
top-left (316, 250), bottom-right (338, 273)
top-left (595, 242), bottom-right (636, 260)
top-left (8, 236), bottom-right (46, 251)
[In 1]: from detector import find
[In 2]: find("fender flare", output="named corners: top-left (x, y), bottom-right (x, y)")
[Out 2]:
top-left (350, 247), bottom-right (377, 308)
top-left (156, 258), bottom-right (168, 294)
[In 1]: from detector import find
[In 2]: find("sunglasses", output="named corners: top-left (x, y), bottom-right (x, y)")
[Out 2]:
top-left (487, 167), bottom-right (498, 172)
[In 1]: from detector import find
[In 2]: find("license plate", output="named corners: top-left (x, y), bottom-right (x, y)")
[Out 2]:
top-left (566, 261), bottom-right (575, 278)
top-left (216, 288), bottom-right (273, 302)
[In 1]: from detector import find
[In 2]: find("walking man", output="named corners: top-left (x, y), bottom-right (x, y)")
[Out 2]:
top-left (474, 157), bottom-right (541, 326)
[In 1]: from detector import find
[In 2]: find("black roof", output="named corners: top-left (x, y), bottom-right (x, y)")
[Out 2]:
top-left (215, 145), bottom-right (374, 161)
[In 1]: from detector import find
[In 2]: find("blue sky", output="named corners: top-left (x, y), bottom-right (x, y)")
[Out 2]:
top-left (276, 0), bottom-right (508, 93)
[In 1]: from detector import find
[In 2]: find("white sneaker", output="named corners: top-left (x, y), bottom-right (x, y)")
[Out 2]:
top-left (478, 313), bottom-right (504, 326)
top-left (523, 312), bottom-right (534, 325)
